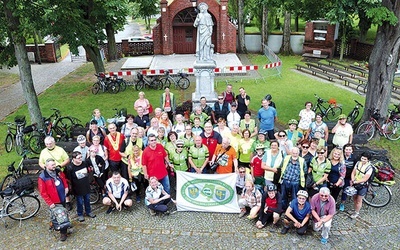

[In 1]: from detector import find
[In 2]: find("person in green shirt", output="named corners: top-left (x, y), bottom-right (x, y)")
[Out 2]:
top-left (190, 106), bottom-right (209, 127)
top-left (169, 140), bottom-right (188, 172)
top-left (188, 136), bottom-right (209, 174)
top-left (308, 146), bottom-right (331, 199)
top-left (238, 129), bottom-right (254, 168)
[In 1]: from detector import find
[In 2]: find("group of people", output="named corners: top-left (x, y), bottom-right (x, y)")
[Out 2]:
top-left (37, 85), bottom-right (372, 244)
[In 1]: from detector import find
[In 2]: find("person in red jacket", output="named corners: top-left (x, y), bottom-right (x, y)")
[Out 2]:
top-left (38, 158), bottom-right (69, 241)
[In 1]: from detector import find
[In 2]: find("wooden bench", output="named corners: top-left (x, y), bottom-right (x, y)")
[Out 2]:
top-left (302, 53), bottom-right (328, 59)
top-left (70, 125), bottom-right (87, 139)
top-left (306, 62), bottom-right (348, 80)
top-left (295, 64), bottom-right (335, 81)
top-left (326, 60), bottom-right (350, 70)
top-left (22, 158), bottom-right (42, 183)
top-left (317, 61), bottom-right (357, 78)
top-left (349, 65), bottom-right (369, 77)
top-left (343, 77), bottom-right (361, 89)
top-left (57, 141), bottom-right (79, 155)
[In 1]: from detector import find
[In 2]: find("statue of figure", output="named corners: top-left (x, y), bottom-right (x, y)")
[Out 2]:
top-left (194, 3), bottom-right (214, 62)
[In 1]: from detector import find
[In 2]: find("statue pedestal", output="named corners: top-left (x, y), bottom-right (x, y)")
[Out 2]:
top-left (192, 60), bottom-right (218, 106)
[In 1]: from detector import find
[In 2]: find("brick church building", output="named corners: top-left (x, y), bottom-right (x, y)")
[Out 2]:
top-left (153, 0), bottom-right (236, 55)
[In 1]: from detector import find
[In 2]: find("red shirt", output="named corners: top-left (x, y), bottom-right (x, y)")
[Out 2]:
top-left (142, 144), bottom-right (168, 180)
top-left (250, 155), bottom-right (264, 177)
top-left (265, 196), bottom-right (278, 213)
top-left (104, 132), bottom-right (125, 161)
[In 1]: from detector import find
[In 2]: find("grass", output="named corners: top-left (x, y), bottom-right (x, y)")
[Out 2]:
top-left (0, 71), bottom-right (20, 88)
top-left (60, 44), bottom-right (70, 60)
top-left (0, 54), bottom-right (399, 179)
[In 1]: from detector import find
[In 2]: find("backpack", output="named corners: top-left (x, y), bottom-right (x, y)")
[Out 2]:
top-left (356, 162), bottom-right (376, 185)
top-left (11, 176), bottom-right (34, 195)
top-left (50, 205), bottom-right (71, 231)
top-left (372, 160), bottom-right (395, 182)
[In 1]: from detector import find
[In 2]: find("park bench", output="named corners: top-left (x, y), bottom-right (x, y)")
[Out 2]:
top-left (306, 62), bottom-right (348, 80)
top-left (317, 61), bottom-right (357, 78)
top-left (22, 158), bottom-right (41, 183)
top-left (326, 60), bottom-right (350, 70)
top-left (295, 64), bottom-right (335, 82)
top-left (349, 65), bottom-right (369, 77)
top-left (343, 78), bottom-right (361, 89)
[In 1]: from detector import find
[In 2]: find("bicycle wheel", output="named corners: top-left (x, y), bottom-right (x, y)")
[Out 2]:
top-left (91, 82), bottom-right (100, 95)
top-left (135, 80), bottom-right (144, 91)
top-left (178, 77), bottom-right (190, 90)
top-left (347, 110), bottom-right (359, 124)
top-left (325, 106), bottom-right (342, 121)
top-left (357, 83), bottom-right (367, 95)
top-left (119, 80), bottom-right (127, 92)
top-left (7, 194), bottom-right (41, 220)
top-left (54, 117), bottom-right (73, 141)
top-left (29, 134), bottom-right (44, 154)
top-left (384, 120), bottom-right (400, 141)
top-left (89, 185), bottom-right (100, 204)
top-left (0, 174), bottom-right (16, 191)
top-left (154, 78), bottom-right (163, 90)
top-left (160, 78), bottom-right (171, 89)
top-left (107, 82), bottom-right (120, 94)
top-left (5, 133), bottom-right (14, 153)
top-left (362, 183), bottom-right (392, 208)
top-left (356, 121), bottom-right (375, 141)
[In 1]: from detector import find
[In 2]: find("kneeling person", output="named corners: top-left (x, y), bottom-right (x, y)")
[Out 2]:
top-left (145, 176), bottom-right (171, 216)
top-left (281, 190), bottom-right (311, 235)
top-left (311, 187), bottom-right (336, 244)
top-left (256, 184), bottom-right (283, 229)
top-left (103, 171), bottom-right (133, 214)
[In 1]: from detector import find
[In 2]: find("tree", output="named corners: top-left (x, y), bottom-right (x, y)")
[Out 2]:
top-left (131, 0), bottom-right (158, 32)
top-left (237, 0), bottom-right (247, 53)
top-left (362, 0), bottom-right (400, 126)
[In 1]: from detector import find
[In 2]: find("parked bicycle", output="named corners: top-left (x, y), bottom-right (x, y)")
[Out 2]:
top-left (356, 83), bottom-right (367, 95)
top-left (159, 70), bottom-right (190, 90)
top-left (356, 108), bottom-right (400, 141)
top-left (1, 115), bottom-right (30, 155)
top-left (106, 108), bottom-right (127, 131)
top-left (135, 72), bottom-right (163, 91)
top-left (110, 75), bottom-right (127, 92)
top-left (312, 94), bottom-right (343, 121)
top-left (347, 99), bottom-right (364, 124)
top-left (92, 73), bottom-right (120, 94)
top-left (0, 179), bottom-right (41, 225)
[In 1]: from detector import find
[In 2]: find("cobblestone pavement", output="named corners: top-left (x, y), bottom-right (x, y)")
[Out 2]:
top-left (1, 175), bottom-right (399, 250)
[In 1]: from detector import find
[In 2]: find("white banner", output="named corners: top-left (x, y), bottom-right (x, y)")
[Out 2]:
top-left (176, 171), bottom-right (240, 213)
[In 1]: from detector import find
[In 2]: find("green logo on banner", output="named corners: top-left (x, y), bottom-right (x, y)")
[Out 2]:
top-left (181, 179), bottom-right (234, 206)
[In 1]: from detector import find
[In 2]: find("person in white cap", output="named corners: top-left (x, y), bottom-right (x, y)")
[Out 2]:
top-left (74, 135), bottom-right (89, 159)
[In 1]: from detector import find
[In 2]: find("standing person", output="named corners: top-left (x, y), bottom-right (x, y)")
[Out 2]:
top-left (86, 145), bottom-right (106, 197)
top-left (213, 118), bottom-right (231, 138)
top-left (250, 144), bottom-right (266, 186)
top-left (74, 135), bottom-right (89, 159)
top-left (147, 117), bottom-right (160, 137)
top-left (308, 146), bottom-right (331, 199)
top-left (191, 117), bottom-right (204, 136)
top-left (133, 106), bottom-right (150, 132)
top-left (283, 119), bottom-right (303, 147)
top-left (298, 101), bottom-right (315, 135)
top-left (332, 114), bottom-right (353, 148)
top-left (160, 87), bottom-right (176, 122)
top-left (200, 122), bottom-right (222, 162)
top-left (236, 166), bottom-right (253, 195)
top-left (181, 124), bottom-right (195, 149)
top-left (310, 187), bottom-right (336, 245)
top-left (239, 111), bottom-right (258, 138)
top-left (190, 106), bottom-right (209, 127)
top-left (133, 91), bottom-right (151, 118)
top-left (262, 140), bottom-right (284, 186)
top-left (66, 152), bottom-right (96, 222)
top-left (222, 84), bottom-right (235, 104)
top-left (120, 128), bottom-right (144, 182)
top-left (103, 171), bottom-right (133, 214)
top-left (280, 190), bottom-right (311, 235)
top-left (90, 109), bottom-right (106, 130)
top-left (299, 139), bottom-right (313, 169)
top-left (145, 176), bottom-right (172, 216)
top-left (188, 136), bottom-right (209, 173)
top-left (209, 137), bottom-right (238, 174)
top-left (350, 152), bottom-right (373, 219)
top-left (159, 111), bottom-right (173, 134)
top-left (38, 159), bottom-right (69, 241)
top-left (236, 87), bottom-right (250, 119)
top-left (103, 123), bottom-right (125, 178)
top-left (276, 130), bottom-right (293, 156)
top-left (327, 147), bottom-right (346, 201)
top-left (256, 184), bottom-right (283, 229)
top-left (212, 95), bottom-right (230, 124)
top-left (127, 145), bottom-right (147, 203)
top-left (90, 135), bottom-right (109, 171)
top-left (120, 114), bottom-right (137, 139)
top-left (238, 129), bottom-right (254, 168)
top-left (172, 114), bottom-right (186, 138)
top-left (258, 98), bottom-right (277, 140)
top-left (193, 2), bottom-right (213, 61)
top-left (86, 120), bottom-right (107, 144)
top-left (339, 144), bottom-right (356, 211)
top-left (250, 132), bottom-right (270, 160)
top-left (306, 113), bottom-right (329, 141)
top-left (226, 102), bottom-right (241, 130)
top-left (142, 134), bottom-right (171, 194)
top-left (199, 96), bottom-right (213, 117)
top-left (168, 139), bottom-right (188, 172)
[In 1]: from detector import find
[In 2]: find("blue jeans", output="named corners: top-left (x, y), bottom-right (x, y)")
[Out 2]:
top-left (280, 180), bottom-right (300, 209)
top-left (76, 193), bottom-right (91, 216)
top-left (159, 175), bottom-right (171, 194)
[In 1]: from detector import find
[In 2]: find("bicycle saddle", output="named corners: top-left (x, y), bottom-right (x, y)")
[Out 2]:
top-left (0, 187), bottom-right (14, 197)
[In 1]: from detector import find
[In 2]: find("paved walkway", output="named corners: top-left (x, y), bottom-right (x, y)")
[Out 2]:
top-left (0, 54), bottom-right (84, 121)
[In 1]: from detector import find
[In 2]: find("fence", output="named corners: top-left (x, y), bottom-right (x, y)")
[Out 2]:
top-left (263, 43), bottom-right (282, 77)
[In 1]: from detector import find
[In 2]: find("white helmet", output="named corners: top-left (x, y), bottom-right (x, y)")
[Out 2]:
top-left (297, 190), bottom-right (308, 198)
top-left (77, 135), bottom-right (86, 143)
top-left (344, 186), bottom-right (358, 196)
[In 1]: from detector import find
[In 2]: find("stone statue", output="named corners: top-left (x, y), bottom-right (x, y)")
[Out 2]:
top-left (194, 3), bottom-right (214, 62)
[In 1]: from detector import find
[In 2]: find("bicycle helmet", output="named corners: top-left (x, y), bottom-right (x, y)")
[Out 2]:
top-left (344, 186), bottom-right (358, 196)
top-left (255, 144), bottom-right (265, 150)
top-left (265, 94), bottom-right (272, 101)
top-left (338, 114), bottom-right (347, 120)
top-left (297, 190), bottom-right (309, 198)
top-left (288, 119), bottom-right (298, 125)
top-left (77, 135), bottom-right (86, 143)
top-left (266, 184), bottom-right (277, 192)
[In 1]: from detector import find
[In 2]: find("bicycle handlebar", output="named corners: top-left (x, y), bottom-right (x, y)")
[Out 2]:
top-left (354, 99), bottom-right (364, 107)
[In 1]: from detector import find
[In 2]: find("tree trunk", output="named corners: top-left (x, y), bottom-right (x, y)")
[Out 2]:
top-left (339, 24), bottom-right (346, 61)
top-left (294, 15), bottom-right (299, 32)
top-left (105, 23), bottom-right (118, 62)
top-left (261, 6), bottom-right (268, 50)
top-left (33, 29), bottom-right (42, 64)
top-left (280, 11), bottom-right (292, 55)
top-left (237, 0), bottom-right (247, 53)
top-left (3, 0), bottom-right (44, 127)
top-left (83, 45), bottom-right (105, 73)
top-left (358, 9), bottom-right (372, 43)
top-left (363, 0), bottom-right (400, 127)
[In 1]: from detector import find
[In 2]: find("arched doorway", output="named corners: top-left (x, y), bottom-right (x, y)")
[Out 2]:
top-left (173, 8), bottom-right (217, 54)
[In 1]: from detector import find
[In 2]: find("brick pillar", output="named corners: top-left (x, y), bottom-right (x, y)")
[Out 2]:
top-left (45, 42), bottom-right (57, 63)
top-left (160, 0), bottom-right (173, 55)
top-left (219, 0), bottom-right (229, 54)
top-left (304, 22), bottom-right (314, 43)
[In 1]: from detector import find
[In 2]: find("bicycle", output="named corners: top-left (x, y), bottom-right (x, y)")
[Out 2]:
top-left (1, 115), bottom-right (29, 155)
top-left (347, 99), bottom-right (364, 124)
top-left (312, 94), bottom-right (343, 121)
top-left (135, 72), bottom-right (163, 91)
top-left (356, 108), bottom-right (400, 141)
top-left (159, 70), bottom-right (190, 90)
top-left (356, 83), bottom-right (367, 95)
top-left (92, 73), bottom-right (120, 94)
top-left (110, 75), bottom-right (127, 92)
top-left (106, 108), bottom-right (127, 131)
top-left (0, 180), bottom-right (41, 225)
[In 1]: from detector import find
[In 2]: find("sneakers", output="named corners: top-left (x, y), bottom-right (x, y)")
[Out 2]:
top-left (66, 202), bottom-right (73, 211)
top-left (78, 216), bottom-right (85, 222)
top-left (163, 210), bottom-right (170, 216)
top-left (321, 238), bottom-right (328, 244)
top-left (280, 226), bottom-right (289, 235)
top-left (106, 206), bottom-right (115, 214)
top-left (339, 204), bottom-right (345, 211)
top-left (350, 212), bottom-right (359, 219)
top-left (149, 209), bottom-right (156, 216)
top-left (60, 233), bottom-right (67, 242)
top-left (136, 197), bottom-right (141, 203)
top-left (86, 213), bottom-right (96, 218)
top-left (238, 210), bottom-right (247, 218)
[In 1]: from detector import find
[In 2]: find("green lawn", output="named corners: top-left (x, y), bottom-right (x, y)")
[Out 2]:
top-left (0, 71), bottom-right (20, 88)
top-left (0, 54), bottom-right (398, 179)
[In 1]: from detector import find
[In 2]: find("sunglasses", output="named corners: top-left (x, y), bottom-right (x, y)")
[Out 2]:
top-left (278, 134), bottom-right (286, 137)
top-left (218, 98), bottom-right (223, 100)
top-left (239, 171), bottom-right (246, 173)
top-left (317, 151), bottom-right (325, 154)
top-left (302, 146), bottom-right (309, 149)
top-left (320, 194), bottom-right (329, 198)
top-left (177, 146), bottom-right (184, 148)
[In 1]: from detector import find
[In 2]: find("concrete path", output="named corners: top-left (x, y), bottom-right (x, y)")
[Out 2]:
top-left (0, 53), bottom-right (84, 121)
